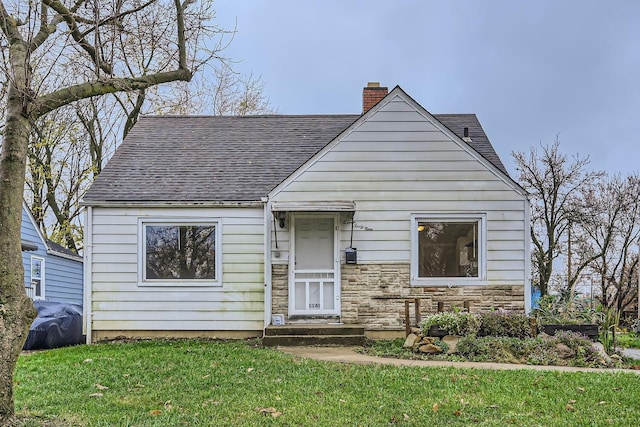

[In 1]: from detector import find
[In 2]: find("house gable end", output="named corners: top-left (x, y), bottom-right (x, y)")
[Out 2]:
top-left (21, 202), bottom-right (48, 250)
top-left (269, 87), bottom-right (526, 199)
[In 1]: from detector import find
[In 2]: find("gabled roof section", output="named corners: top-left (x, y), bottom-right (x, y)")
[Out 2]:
top-left (83, 115), bottom-right (358, 204)
top-left (46, 239), bottom-right (82, 261)
top-left (21, 201), bottom-right (47, 248)
top-left (22, 202), bottom-right (82, 260)
top-left (374, 86), bottom-right (520, 192)
top-left (435, 114), bottom-right (508, 175)
top-left (84, 87), bottom-right (514, 204)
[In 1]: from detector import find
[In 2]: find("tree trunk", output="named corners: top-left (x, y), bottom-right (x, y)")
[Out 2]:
top-left (0, 84), bottom-right (38, 421)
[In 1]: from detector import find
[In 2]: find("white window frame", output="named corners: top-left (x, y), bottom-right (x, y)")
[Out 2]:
top-left (410, 213), bottom-right (487, 286)
top-left (138, 218), bottom-right (222, 287)
top-left (30, 255), bottom-right (45, 299)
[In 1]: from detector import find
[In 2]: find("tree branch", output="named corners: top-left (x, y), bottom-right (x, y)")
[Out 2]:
top-left (30, 0), bottom-right (84, 51)
top-left (0, 2), bottom-right (24, 43)
top-left (175, 0), bottom-right (187, 69)
top-left (78, 0), bottom-right (156, 38)
top-left (31, 69), bottom-right (192, 118)
top-left (41, 0), bottom-right (112, 74)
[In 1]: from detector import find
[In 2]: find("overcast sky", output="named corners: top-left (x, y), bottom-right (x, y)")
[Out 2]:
top-left (213, 0), bottom-right (639, 176)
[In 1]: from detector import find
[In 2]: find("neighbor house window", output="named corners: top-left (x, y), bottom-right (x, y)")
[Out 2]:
top-left (30, 256), bottom-right (45, 299)
top-left (139, 220), bottom-right (221, 285)
top-left (411, 214), bottom-right (485, 284)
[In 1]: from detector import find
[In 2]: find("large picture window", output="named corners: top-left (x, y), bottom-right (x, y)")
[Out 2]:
top-left (411, 214), bottom-right (485, 285)
top-left (140, 220), bottom-right (220, 285)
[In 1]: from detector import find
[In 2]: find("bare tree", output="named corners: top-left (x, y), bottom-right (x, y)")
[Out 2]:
top-left (512, 138), bottom-right (602, 296)
top-left (577, 174), bottom-right (640, 313)
top-left (0, 1), bottom-right (224, 421)
top-left (19, 41), bottom-right (272, 252)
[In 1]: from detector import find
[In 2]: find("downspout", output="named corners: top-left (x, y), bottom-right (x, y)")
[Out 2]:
top-left (524, 198), bottom-right (532, 314)
top-left (83, 206), bottom-right (93, 343)
top-left (262, 198), bottom-right (272, 330)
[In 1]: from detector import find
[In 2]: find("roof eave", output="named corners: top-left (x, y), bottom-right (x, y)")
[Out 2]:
top-left (80, 200), bottom-right (265, 208)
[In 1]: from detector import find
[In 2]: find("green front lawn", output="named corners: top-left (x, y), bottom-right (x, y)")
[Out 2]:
top-left (15, 340), bottom-right (640, 426)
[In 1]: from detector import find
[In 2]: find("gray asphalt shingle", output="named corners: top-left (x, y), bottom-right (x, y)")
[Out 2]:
top-left (83, 113), bottom-right (508, 204)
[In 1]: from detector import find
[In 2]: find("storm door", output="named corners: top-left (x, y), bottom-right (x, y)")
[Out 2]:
top-left (289, 215), bottom-right (340, 316)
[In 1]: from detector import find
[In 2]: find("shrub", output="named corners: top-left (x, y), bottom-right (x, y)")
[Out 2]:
top-left (479, 311), bottom-right (535, 338)
top-left (457, 335), bottom-right (535, 364)
top-left (533, 294), bottom-right (603, 325)
top-left (456, 332), bottom-right (609, 368)
top-left (419, 310), bottom-right (481, 336)
top-left (455, 335), bottom-right (491, 362)
top-left (599, 306), bottom-right (620, 354)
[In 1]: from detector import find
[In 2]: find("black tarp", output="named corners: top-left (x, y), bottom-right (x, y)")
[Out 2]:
top-left (23, 301), bottom-right (84, 350)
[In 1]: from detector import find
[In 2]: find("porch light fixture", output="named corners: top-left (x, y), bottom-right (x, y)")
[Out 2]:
top-left (275, 211), bottom-right (287, 228)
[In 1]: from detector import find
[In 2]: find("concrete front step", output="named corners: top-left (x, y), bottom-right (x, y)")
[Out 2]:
top-left (263, 334), bottom-right (366, 347)
top-left (265, 324), bottom-right (365, 337)
top-left (263, 324), bottom-right (366, 347)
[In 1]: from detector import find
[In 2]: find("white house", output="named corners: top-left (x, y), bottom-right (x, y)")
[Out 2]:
top-left (82, 83), bottom-right (530, 342)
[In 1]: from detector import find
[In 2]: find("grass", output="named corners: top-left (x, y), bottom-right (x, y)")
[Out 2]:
top-left (14, 339), bottom-right (640, 426)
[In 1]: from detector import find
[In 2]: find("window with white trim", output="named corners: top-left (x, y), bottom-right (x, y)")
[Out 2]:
top-left (139, 220), bottom-right (220, 285)
top-left (411, 214), bottom-right (485, 284)
top-left (30, 256), bottom-right (45, 299)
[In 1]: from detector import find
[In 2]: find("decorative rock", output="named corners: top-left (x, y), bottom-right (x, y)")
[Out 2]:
top-left (403, 333), bottom-right (419, 348)
top-left (410, 327), bottom-right (421, 334)
top-left (537, 332), bottom-right (552, 340)
top-left (591, 342), bottom-right (612, 364)
top-left (421, 336), bottom-right (436, 345)
top-left (418, 344), bottom-right (443, 354)
top-left (555, 343), bottom-right (575, 359)
top-left (442, 335), bottom-right (460, 354)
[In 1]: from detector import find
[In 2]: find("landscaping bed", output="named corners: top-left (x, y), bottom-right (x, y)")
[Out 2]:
top-left (359, 308), bottom-right (640, 370)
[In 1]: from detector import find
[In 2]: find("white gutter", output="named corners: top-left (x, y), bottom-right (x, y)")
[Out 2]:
top-left (47, 249), bottom-right (83, 262)
top-left (83, 206), bottom-right (93, 344)
top-left (80, 200), bottom-right (264, 208)
top-left (263, 198), bottom-right (272, 330)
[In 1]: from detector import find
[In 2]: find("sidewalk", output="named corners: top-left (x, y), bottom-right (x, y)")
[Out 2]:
top-left (278, 346), bottom-right (640, 374)
top-left (622, 347), bottom-right (640, 359)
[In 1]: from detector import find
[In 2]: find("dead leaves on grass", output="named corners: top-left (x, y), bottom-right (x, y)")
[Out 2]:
top-left (257, 407), bottom-right (283, 418)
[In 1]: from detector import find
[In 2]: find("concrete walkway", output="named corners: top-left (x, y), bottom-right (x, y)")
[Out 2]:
top-left (622, 347), bottom-right (640, 360)
top-left (278, 346), bottom-right (640, 374)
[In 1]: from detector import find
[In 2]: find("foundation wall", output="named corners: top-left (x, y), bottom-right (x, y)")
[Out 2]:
top-left (271, 263), bottom-right (525, 331)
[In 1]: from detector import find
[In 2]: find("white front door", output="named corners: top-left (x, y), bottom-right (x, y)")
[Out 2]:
top-left (289, 215), bottom-right (340, 316)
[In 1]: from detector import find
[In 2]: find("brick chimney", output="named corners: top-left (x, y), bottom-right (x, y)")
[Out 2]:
top-left (363, 82), bottom-right (388, 113)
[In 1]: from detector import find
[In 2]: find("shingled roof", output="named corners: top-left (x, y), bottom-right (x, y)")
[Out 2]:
top-left (83, 113), bottom-right (508, 204)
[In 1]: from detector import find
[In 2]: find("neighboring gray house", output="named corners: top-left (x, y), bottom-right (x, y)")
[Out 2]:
top-left (82, 84), bottom-right (530, 342)
top-left (21, 203), bottom-right (83, 305)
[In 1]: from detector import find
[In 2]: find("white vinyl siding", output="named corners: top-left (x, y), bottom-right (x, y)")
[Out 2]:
top-left (269, 94), bottom-right (528, 287)
top-left (89, 206), bottom-right (264, 331)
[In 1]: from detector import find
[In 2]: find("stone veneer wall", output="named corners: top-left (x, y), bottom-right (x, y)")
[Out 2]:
top-left (271, 264), bottom-right (525, 331)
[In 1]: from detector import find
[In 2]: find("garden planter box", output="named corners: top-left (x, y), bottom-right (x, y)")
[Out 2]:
top-left (427, 325), bottom-right (449, 338)
top-left (540, 324), bottom-right (599, 340)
